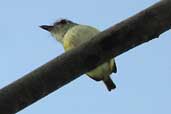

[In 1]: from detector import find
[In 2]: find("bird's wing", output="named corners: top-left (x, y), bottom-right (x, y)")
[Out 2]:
top-left (112, 60), bottom-right (117, 73)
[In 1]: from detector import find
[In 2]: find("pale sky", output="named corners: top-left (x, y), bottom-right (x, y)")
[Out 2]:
top-left (0, 0), bottom-right (171, 114)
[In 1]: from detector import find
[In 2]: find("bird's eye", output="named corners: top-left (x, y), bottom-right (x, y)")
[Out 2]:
top-left (60, 19), bottom-right (67, 24)
top-left (53, 19), bottom-right (71, 26)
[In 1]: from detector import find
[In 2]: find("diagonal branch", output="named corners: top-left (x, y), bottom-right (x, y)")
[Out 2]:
top-left (0, 0), bottom-right (171, 114)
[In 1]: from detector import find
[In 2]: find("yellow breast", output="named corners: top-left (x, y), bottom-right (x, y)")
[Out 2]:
top-left (63, 25), bottom-right (115, 80)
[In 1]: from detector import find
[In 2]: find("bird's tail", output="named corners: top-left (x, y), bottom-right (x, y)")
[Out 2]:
top-left (103, 77), bottom-right (116, 91)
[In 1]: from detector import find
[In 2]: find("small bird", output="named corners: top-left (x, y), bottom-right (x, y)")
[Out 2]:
top-left (40, 19), bottom-right (117, 91)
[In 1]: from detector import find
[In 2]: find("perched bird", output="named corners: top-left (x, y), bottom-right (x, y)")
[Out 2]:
top-left (40, 19), bottom-right (117, 91)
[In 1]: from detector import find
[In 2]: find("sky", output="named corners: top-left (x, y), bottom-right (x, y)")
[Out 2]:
top-left (0, 0), bottom-right (171, 114)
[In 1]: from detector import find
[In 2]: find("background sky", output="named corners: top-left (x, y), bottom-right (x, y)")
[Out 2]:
top-left (0, 0), bottom-right (171, 114)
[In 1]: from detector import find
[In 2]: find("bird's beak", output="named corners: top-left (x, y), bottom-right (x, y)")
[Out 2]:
top-left (40, 25), bottom-right (53, 32)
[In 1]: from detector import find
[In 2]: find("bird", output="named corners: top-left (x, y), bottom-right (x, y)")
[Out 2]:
top-left (40, 19), bottom-right (117, 91)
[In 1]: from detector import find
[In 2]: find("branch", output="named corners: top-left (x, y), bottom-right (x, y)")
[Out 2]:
top-left (0, 0), bottom-right (171, 114)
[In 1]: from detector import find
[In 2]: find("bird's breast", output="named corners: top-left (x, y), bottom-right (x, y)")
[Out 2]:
top-left (63, 25), bottom-right (100, 48)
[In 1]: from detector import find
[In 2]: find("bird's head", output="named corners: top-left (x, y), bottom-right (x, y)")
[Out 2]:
top-left (40, 19), bottom-right (77, 43)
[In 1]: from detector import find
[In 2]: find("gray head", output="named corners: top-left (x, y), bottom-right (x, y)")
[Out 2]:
top-left (40, 19), bottom-right (77, 43)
